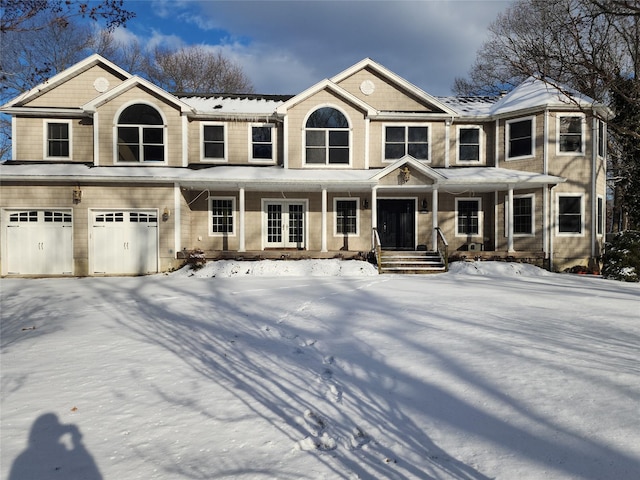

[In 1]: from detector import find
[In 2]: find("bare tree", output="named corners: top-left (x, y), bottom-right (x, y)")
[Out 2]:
top-left (1, 0), bottom-right (134, 33)
top-left (145, 46), bottom-right (254, 94)
top-left (454, 0), bottom-right (640, 229)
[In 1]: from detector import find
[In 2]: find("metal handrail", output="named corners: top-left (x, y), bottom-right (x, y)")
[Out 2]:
top-left (435, 226), bottom-right (449, 271)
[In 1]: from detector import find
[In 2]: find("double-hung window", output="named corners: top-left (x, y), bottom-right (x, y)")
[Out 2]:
top-left (513, 195), bottom-right (534, 235)
top-left (305, 107), bottom-right (350, 165)
top-left (209, 197), bottom-right (234, 235)
top-left (250, 124), bottom-right (274, 162)
top-left (45, 120), bottom-right (71, 159)
top-left (117, 104), bottom-right (165, 162)
top-left (203, 124), bottom-right (226, 162)
top-left (507, 117), bottom-right (534, 159)
top-left (384, 125), bottom-right (429, 161)
top-left (458, 126), bottom-right (481, 163)
top-left (557, 194), bottom-right (583, 235)
top-left (335, 199), bottom-right (358, 236)
top-left (597, 196), bottom-right (604, 236)
top-left (456, 198), bottom-right (481, 236)
top-left (558, 115), bottom-right (583, 154)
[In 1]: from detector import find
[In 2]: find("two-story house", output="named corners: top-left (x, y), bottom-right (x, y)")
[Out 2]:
top-left (0, 54), bottom-right (609, 276)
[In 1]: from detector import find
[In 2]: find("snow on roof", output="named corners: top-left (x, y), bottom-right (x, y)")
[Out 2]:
top-left (0, 163), bottom-right (564, 189)
top-left (437, 96), bottom-right (498, 116)
top-left (178, 94), bottom-right (292, 115)
top-left (490, 76), bottom-right (595, 115)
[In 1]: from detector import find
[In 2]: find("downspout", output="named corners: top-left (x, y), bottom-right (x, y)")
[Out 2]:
top-left (495, 119), bottom-right (500, 167)
top-left (182, 115), bottom-right (189, 167)
top-left (591, 114), bottom-right (597, 260)
top-left (549, 184), bottom-right (556, 272)
top-left (507, 185), bottom-right (515, 252)
top-left (174, 182), bottom-right (181, 257)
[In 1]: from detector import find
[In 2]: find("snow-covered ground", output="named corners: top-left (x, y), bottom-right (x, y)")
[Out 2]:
top-left (1, 260), bottom-right (639, 479)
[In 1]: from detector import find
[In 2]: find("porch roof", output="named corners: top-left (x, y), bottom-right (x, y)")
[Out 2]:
top-left (0, 163), bottom-right (564, 192)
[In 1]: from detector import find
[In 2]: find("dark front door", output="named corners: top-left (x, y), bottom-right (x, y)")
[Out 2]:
top-left (377, 199), bottom-right (415, 250)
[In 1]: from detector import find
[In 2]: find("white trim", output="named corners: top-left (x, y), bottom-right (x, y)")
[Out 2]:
top-left (454, 197), bottom-right (483, 238)
top-left (556, 192), bottom-right (585, 237)
top-left (201, 122), bottom-right (228, 163)
top-left (182, 115), bottom-right (189, 167)
top-left (556, 113), bottom-right (586, 156)
top-left (93, 111), bottom-right (100, 166)
top-left (248, 122), bottom-right (277, 164)
top-left (505, 193), bottom-right (536, 237)
top-left (239, 188), bottom-right (246, 252)
top-left (43, 119), bottom-right (73, 160)
top-left (321, 189), bottom-right (328, 252)
top-left (506, 116), bottom-right (536, 160)
top-left (261, 199), bottom-right (308, 250)
top-left (382, 122), bottom-right (432, 163)
top-left (112, 101), bottom-right (168, 165)
top-left (455, 125), bottom-right (484, 164)
top-left (302, 104), bottom-right (352, 167)
top-left (543, 110), bottom-right (549, 174)
top-left (208, 196), bottom-right (236, 237)
top-left (333, 197), bottom-right (360, 237)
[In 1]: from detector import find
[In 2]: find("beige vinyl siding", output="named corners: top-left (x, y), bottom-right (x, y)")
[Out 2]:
top-left (285, 90), bottom-right (367, 169)
top-left (13, 117), bottom-right (92, 162)
top-left (95, 87), bottom-right (183, 167)
top-left (494, 189), bottom-right (545, 252)
top-left (25, 65), bottom-right (127, 108)
top-left (336, 68), bottom-right (435, 112)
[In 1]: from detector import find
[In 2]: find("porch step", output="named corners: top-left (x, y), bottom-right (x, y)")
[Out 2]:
top-left (378, 250), bottom-right (446, 274)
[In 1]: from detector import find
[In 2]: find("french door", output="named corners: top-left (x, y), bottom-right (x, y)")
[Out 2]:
top-left (264, 201), bottom-right (306, 249)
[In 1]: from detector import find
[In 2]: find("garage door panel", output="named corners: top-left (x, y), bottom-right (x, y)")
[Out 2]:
top-left (91, 210), bottom-right (158, 275)
top-left (4, 210), bottom-right (73, 275)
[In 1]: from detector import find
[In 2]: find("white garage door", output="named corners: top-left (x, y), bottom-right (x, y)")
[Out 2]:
top-left (4, 209), bottom-right (73, 275)
top-left (91, 210), bottom-right (158, 275)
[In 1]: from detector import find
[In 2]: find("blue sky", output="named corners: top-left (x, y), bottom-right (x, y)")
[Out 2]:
top-left (117, 0), bottom-right (511, 95)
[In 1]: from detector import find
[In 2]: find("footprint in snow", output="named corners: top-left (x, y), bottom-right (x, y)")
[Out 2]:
top-left (350, 427), bottom-right (371, 449)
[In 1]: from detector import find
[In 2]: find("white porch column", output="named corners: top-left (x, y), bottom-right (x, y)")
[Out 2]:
top-left (371, 187), bottom-right (378, 229)
top-left (507, 186), bottom-right (515, 252)
top-left (321, 188), bottom-right (328, 252)
top-left (239, 187), bottom-right (246, 252)
top-left (431, 188), bottom-right (439, 251)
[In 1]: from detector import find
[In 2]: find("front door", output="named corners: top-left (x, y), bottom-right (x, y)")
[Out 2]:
top-left (377, 199), bottom-right (415, 250)
top-left (264, 201), bottom-right (306, 249)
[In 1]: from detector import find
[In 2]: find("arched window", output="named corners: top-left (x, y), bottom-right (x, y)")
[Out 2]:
top-left (117, 104), bottom-right (165, 162)
top-left (305, 107), bottom-right (350, 165)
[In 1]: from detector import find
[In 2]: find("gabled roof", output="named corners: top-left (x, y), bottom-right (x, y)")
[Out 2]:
top-left (275, 79), bottom-right (377, 116)
top-left (2, 54), bottom-right (131, 109)
top-left (83, 76), bottom-right (194, 114)
top-left (370, 156), bottom-right (447, 182)
top-left (331, 58), bottom-right (459, 116)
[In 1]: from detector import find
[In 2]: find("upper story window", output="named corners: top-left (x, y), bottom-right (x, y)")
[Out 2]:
top-left (558, 115), bottom-right (584, 154)
top-left (506, 117), bottom-right (534, 159)
top-left (45, 120), bottom-right (71, 159)
top-left (385, 125), bottom-right (429, 161)
top-left (117, 104), bottom-right (165, 162)
top-left (250, 124), bottom-right (275, 162)
top-left (202, 123), bottom-right (226, 162)
top-left (457, 126), bottom-right (481, 163)
top-left (305, 107), bottom-right (350, 165)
